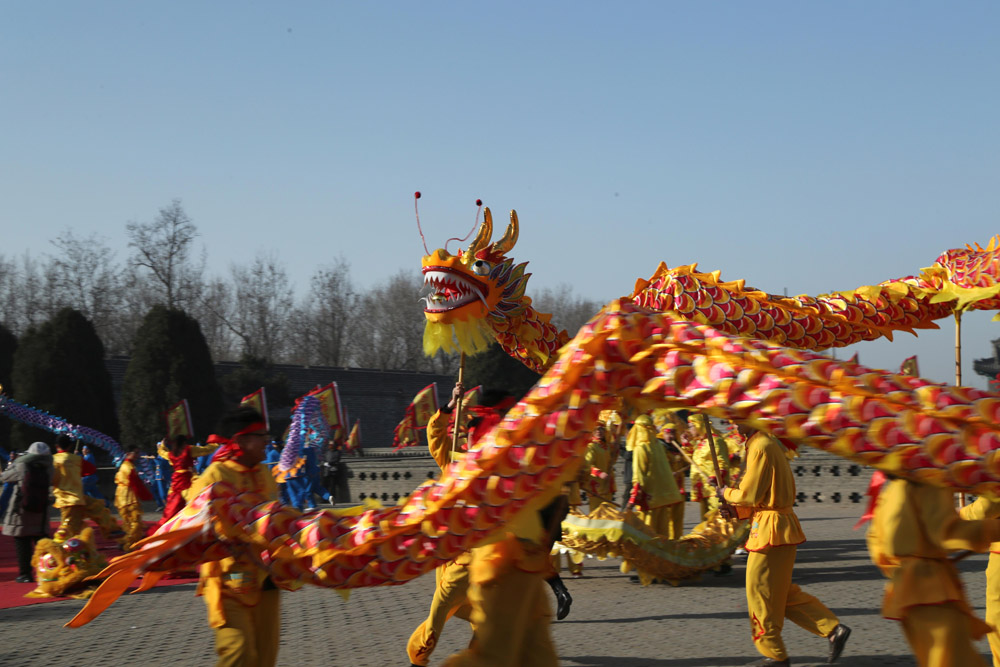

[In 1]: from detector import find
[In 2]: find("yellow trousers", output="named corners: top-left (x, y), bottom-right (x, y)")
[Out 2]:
top-left (902, 602), bottom-right (989, 667)
top-left (442, 560), bottom-right (557, 667)
top-left (746, 545), bottom-right (840, 660)
top-left (213, 589), bottom-right (281, 667)
top-left (115, 502), bottom-right (145, 551)
top-left (668, 501), bottom-right (685, 540)
top-left (550, 550), bottom-right (583, 576)
top-left (983, 554), bottom-right (1000, 667)
top-left (57, 497), bottom-right (119, 539)
top-left (407, 559), bottom-right (473, 666)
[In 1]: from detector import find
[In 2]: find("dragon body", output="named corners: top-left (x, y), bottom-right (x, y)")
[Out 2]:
top-left (67, 207), bottom-right (1000, 626)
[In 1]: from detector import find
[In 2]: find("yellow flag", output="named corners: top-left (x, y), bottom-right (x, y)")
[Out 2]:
top-left (411, 383), bottom-right (440, 427)
top-left (346, 420), bottom-right (361, 451)
top-left (900, 355), bottom-right (919, 377)
top-left (302, 383), bottom-right (343, 430)
top-left (240, 388), bottom-right (270, 431)
top-left (163, 399), bottom-right (193, 440)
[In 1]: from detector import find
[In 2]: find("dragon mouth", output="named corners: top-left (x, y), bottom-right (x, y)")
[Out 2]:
top-left (421, 267), bottom-right (489, 313)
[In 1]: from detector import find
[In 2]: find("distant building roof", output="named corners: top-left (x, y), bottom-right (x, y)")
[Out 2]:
top-left (973, 338), bottom-right (1000, 381)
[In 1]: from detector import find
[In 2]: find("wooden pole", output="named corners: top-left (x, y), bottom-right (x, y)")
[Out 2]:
top-left (955, 312), bottom-right (963, 386)
top-left (450, 352), bottom-right (466, 459)
top-left (956, 313), bottom-right (967, 508)
top-left (701, 414), bottom-right (733, 516)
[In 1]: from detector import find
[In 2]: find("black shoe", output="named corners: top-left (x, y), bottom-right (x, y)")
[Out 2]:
top-left (827, 623), bottom-right (851, 663)
top-left (714, 561), bottom-right (733, 576)
top-left (545, 575), bottom-right (573, 621)
top-left (15, 575), bottom-right (32, 584)
top-left (744, 659), bottom-right (789, 666)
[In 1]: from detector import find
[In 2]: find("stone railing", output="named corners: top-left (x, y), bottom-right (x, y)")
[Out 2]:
top-left (94, 446), bottom-right (878, 511)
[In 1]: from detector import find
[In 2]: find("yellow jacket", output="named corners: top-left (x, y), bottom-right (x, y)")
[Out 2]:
top-left (959, 494), bottom-right (1000, 553)
top-left (114, 459), bottom-right (139, 508)
top-left (868, 478), bottom-right (1000, 625)
top-left (51, 451), bottom-right (86, 508)
top-left (628, 420), bottom-right (682, 509)
top-left (583, 437), bottom-right (615, 502)
top-left (427, 409), bottom-right (466, 469)
top-left (722, 433), bottom-right (803, 552)
top-left (190, 459), bottom-right (283, 628)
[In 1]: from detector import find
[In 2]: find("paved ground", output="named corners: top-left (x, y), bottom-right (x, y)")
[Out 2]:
top-left (1, 503), bottom-right (993, 666)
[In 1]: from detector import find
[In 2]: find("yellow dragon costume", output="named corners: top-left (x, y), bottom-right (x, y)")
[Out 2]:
top-left (67, 205), bottom-right (1000, 626)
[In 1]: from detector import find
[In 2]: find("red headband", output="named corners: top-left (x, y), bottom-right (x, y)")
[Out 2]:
top-left (206, 422), bottom-right (268, 463)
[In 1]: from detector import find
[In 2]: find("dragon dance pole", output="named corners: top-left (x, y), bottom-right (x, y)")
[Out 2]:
top-left (700, 414), bottom-right (732, 517)
top-left (450, 351), bottom-right (466, 459)
top-left (956, 313), bottom-right (966, 507)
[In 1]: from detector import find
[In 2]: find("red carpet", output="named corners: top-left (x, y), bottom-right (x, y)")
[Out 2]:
top-left (0, 521), bottom-right (198, 610)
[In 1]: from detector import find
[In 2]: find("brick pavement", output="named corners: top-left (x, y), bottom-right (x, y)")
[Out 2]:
top-left (2, 504), bottom-right (993, 666)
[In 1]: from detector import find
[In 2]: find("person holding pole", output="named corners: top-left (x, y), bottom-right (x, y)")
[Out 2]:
top-left (720, 424), bottom-right (850, 666)
top-left (622, 414), bottom-right (683, 582)
top-left (407, 381), bottom-right (475, 667)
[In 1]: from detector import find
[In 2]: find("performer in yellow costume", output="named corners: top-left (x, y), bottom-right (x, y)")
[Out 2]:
top-left (721, 427), bottom-right (850, 666)
top-left (190, 407), bottom-right (291, 667)
top-left (51, 435), bottom-right (121, 541)
top-left (443, 493), bottom-right (566, 667)
top-left (689, 419), bottom-right (730, 522)
top-left (658, 410), bottom-right (692, 540)
top-left (114, 446), bottom-right (151, 551)
top-left (870, 481), bottom-right (1000, 666)
top-left (959, 494), bottom-right (1000, 666)
top-left (582, 422), bottom-right (616, 512)
top-left (407, 383), bottom-right (476, 667)
top-left (624, 415), bottom-right (683, 539)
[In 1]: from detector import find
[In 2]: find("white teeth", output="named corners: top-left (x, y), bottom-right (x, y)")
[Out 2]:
top-left (422, 270), bottom-right (482, 311)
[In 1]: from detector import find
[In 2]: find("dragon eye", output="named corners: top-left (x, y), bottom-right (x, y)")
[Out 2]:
top-left (472, 260), bottom-right (491, 276)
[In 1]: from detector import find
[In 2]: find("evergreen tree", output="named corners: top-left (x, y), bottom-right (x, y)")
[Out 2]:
top-left (0, 322), bottom-right (17, 450)
top-left (119, 305), bottom-right (223, 448)
top-left (9, 309), bottom-right (118, 452)
top-left (463, 343), bottom-right (542, 401)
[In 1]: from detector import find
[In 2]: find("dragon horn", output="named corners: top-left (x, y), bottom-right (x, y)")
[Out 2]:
top-left (489, 210), bottom-right (519, 256)
top-left (463, 207), bottom-right (494, 265)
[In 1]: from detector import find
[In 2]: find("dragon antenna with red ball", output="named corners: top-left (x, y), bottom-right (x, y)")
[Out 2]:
top-left (445, 199), bottom-right (484, 256)
top-left (414, 191), bottom-right (430, 255)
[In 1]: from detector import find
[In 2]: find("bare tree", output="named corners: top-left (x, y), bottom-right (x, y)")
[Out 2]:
top-left (532, 283), bottom-right (605, 338)
top-left (191, 276), bottom-right (237, 362)
top-left (47, 231), bottom-right (123, 346)
top-left (2, 253), bottom-right (61, 334)
top-left (289, 259), bottom-right (357, 367)
top-left (126, 199), bottom-right (203, 310)
top-left (223, 252), bottom-right (295, 361)
top-left (350, 270), bottom-right (438, 371)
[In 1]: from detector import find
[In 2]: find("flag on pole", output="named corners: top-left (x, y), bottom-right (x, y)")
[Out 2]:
top-left (163, 399), bottom-right (193, 441)
top-left (392, 383), bottom-right (439, 450)
top-left (240, 387), bottom-right (270, 431)
top-left (301, 383), bottom-right (344, 431)
top-left (900, 355), bottom-right (920, 377)
top-left (462, 385), bottom-right (482, 409)
top-left (346, 420), bottom-right (361, 452)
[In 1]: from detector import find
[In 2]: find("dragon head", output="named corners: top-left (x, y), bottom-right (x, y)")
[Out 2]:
top-left (421, 207), bottom-right (532, 357)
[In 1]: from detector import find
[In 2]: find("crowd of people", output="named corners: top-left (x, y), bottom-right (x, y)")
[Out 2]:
top-left (4, 384), bottom-right (1000, 667)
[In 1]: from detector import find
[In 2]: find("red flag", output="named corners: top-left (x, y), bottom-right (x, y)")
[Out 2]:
top-left (163, 399), bottom-right (193, 440)
top-left (392, 383), bottom-right (439, 450)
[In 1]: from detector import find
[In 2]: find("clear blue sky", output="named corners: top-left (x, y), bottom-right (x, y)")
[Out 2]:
top-left (2, 2), bottom-right (998, 386)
